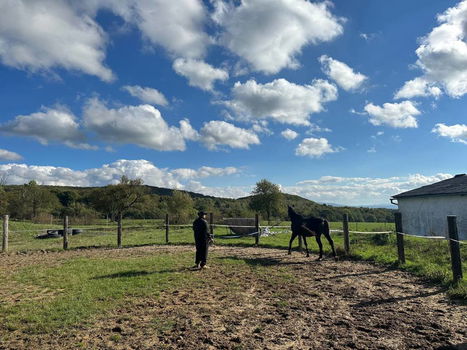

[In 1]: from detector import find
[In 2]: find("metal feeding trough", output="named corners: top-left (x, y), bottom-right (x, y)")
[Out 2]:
top-left (35, 229), bottom-right (83, 239)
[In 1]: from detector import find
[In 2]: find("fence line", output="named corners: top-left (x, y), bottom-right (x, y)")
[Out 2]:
top-left (1, 212), bottom-right (465, 283)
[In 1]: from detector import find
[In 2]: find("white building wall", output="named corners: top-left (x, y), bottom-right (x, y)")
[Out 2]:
top-left (397, 195), bottom-right (467, 240)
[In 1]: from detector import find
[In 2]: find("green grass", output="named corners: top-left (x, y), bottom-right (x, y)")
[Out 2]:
top-left (0, 251), bottom-right (196, 336)
top-left (2, 219), bottom-right (465, 299)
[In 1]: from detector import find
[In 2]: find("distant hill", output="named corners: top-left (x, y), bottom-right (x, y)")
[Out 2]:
top-left (2, 184), bottom-right (395, 223)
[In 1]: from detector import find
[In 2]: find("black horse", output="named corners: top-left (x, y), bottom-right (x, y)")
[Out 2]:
top-left (288, 205), bottom-right (337, 260)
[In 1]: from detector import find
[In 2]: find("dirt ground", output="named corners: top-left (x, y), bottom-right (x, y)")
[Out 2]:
top-left (1, 245), bottom-right (466, 350)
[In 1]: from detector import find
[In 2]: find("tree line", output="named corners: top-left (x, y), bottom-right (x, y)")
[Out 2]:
top-left (0, 178), bottom-right (394, 223)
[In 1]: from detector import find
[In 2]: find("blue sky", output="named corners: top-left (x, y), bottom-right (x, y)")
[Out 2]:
top-left (1, 0), bottom-right (466, 206)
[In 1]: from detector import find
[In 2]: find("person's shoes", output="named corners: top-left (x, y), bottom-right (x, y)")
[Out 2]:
top-left (190, 264), bottom-right (201, 270)
top-left (200, 265), bottom-right (210, 269)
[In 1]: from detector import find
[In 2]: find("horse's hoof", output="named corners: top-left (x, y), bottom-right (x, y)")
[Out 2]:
top-left (306, 254), bottom-right (310, 257)
top-left (316, 257), bottom-right (323, 261)
top-left (334, 257), bottom-right (339, 262)
top-left (287, 251), bottom-right (291, 255)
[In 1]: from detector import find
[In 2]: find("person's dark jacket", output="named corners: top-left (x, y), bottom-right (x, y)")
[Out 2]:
top-left (193, 217), bottom-right (210, 242)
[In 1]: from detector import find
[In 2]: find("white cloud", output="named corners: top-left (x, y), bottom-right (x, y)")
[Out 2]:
top-left (132, 0), bottom-right (210, 59)
top-left (432, 123), bottom-right (467, 144)
top-left (0, 106), bottom-right (94, 150)
top-left (287, 173), bottom-right (453, 206)
top-left (0, 0), bottom-right (114, 81)
top-left (172, 58), bottom-right (228, 91)
top-left (83, 98), bottom-right (194, 151)
top-left (281, 129), bottom-right (298, 140)
top-left (122, 85), bottom-right (168, 106)
top-left (306, 123), bottom-right (332, 135)
top-left (295, 137), bottom-right (340, 158)
top-left (225, 78), bottom-right (338, 125)
top-left (363, 101), bottom-right (421, 128)
top-left (82, 0), bottom-right (211, 59)
top-left (200, 120), bottom-right (260, 150)
top-left (394, 77), bottom-right (442, 99)
top-left (319, 55), bottom-right (367, 91)
top-left (172, 166), bottom-right (239, 179)
top-left (215, 0), bottom-right (344, 74)
top-left (0, 159), bottom-right (244, 197)
top-left (0, 149), bottom-right (22, 161)
top-left (398, 1), bottom-right (467, 98)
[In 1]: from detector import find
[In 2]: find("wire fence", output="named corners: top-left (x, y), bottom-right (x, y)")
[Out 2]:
top-left (1, 214), bottom-right (465, 283)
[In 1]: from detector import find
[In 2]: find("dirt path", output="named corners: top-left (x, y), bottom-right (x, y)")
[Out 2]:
top-left (1, 245), bottom-right (466, 350)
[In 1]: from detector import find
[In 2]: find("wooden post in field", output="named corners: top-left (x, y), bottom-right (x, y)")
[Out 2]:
top-left (343, 214), bottom-right (350, 255)
top-left (209, 213), bottom-right (214, 238)
top-left (255, 214), bottom-right (260, 246)
top-left (2, 215), bottom-right (8, 253)
top-left (394, 212), bottom-right (405, 264)
top-left (117, 213), bottom-right (122, 248)
top-left (165, 214), bottom-right (169, 244)
top-left (63, 215), bottom-right (69, 250)
top-left (447, 216), bottom-right (463, 283)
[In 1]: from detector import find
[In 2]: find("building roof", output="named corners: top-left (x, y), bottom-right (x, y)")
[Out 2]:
top-left (392, 174), bottom-right (467, 199)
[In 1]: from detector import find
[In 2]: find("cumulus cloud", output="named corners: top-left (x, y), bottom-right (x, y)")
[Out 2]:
top-left (122, 85), bottom-right (168, 106)
top-left (82, 0), bottom-right (210, 59)
top-left (0, 0), bottom-right (114, 81)
top-left (214, 0), bottom-right (344, 74)
top-left (394, 77), bottom-right (442, 99)
top-left (225, 78), bottom-right (338, 125)
top-left (397, 1), bottom-right (467, 98)
top-left (363, 101), bottom-right (421, 128)
top-left (0, 149), bottom-right (22, 161)
top-left (172, 58), bottom-right (228, 91)
top-left (131, 0), bottom-right (210, 59)
top-left (281, 129), bottom-right (298, 140)
top-left (83, 98), bottom-right (195, 151)
top-left (200, 120), bottom-right (260, 150)
top-left (295, 137), bottom-right (340, 158)
top-left (0, 106), bottom-right (95, 150)
top-left (0, 159), bottom-right (243, 197)
top-left (287, 173), bottom-right (453, 206)
top-left (432, 123), bottom-right (467, 144)
top-left (172, 166), bottom-right (239, 179)
top-left (319, 55), bottom-right (367, 91)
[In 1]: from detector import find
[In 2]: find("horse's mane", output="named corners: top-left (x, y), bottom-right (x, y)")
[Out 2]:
top-left (288, 205), bottom-right (303, 221)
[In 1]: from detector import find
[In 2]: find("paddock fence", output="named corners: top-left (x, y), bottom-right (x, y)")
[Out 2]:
top-left (1, 212), bottom-right (465, 283)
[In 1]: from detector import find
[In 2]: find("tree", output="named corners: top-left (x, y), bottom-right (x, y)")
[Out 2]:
top-left (91, 176), bottom-right (146, 247)
top-left (167, 190), bottom-right (195, 224)
top-left (7, 181), bottom-right (59, 220)
top-left (249, 179), bottom-right (284, 223)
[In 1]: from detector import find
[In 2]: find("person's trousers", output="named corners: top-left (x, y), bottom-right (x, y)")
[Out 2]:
top-left (195, 239), bottom-right (209, 266)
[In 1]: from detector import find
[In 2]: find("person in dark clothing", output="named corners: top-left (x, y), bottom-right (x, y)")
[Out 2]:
top-left (192, 211), bottom-right (212, 269)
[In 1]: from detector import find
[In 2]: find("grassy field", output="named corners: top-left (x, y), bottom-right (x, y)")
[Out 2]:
top-left (2, 218), bottom-right (466, 300)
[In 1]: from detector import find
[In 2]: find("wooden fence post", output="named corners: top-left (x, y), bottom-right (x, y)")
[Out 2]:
top-left (165, 214), bottom-right (169, 244)
top-left (2, 215), bottom-right (8, 253)
top-left (343, 214), bottom-right (350, 255)
top-left (117, 213), bottom-right (122, 248)
top-left (394, 212), bottom-right (405, 264)
top-left (209, 213), bottom-right (214, 238)
top-left (255, 214), bottom-right (259, 246)
top-left (447, 216), bottom-right (463, 283)
top-left (63, 215), bottom-right (69, 250)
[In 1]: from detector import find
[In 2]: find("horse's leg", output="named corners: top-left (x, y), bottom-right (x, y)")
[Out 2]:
top-left (315, 234), bottom-right (323, 260)
top-left (302, 236), bottom-right (309, 257)
top-left (288, 232), bottom-right (297, 255)
top-left (324, 231), bottom-right (337, 261)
